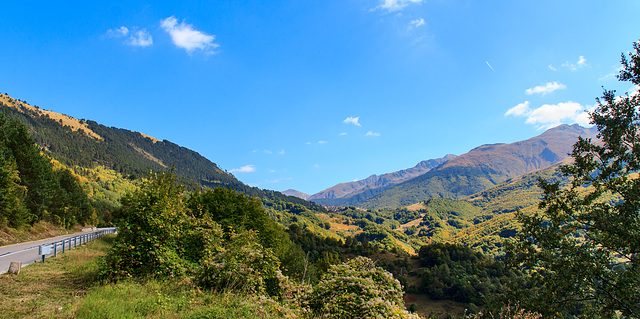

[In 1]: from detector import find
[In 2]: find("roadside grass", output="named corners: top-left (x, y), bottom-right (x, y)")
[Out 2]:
top-left (76, 279), bottom-right (294, 319)
top-left (0, 234), bottom-right (295, 318)
top-left (0, 234), bottom-right (113, 318)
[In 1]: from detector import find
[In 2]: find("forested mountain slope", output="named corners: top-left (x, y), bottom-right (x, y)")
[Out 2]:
top-left (0, 93), bottom-right (325, 212)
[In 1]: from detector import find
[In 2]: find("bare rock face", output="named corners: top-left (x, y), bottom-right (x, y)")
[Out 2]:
top-left (8, 261), bottom-right (21, 275)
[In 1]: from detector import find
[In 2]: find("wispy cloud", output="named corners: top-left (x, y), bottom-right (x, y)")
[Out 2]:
top-left (548, 65), bottom-right (557, 72)
top-left (160, 16), bottom-right (219, 54)
top-left (278, 149), bottom-right (285, 155)
top-left (376, 0), bottom-right (424, 12)
top-left (230, 164), bottom-right (256, 173)
top-left (505, 101), bottom-right (591, 129)
top-left (410, 18), bottom-right (425, 28)
top-left (525, 82), bottom-right (567, 96)
top-left (318, 140), bottom-right (328, 144)
top-left (339, 132), bottom-right (347, 136)
top-left (106, 26), bottom-right (129, 38)
top-left (343, 116), bottom-right (361, 126)
top-left (562, 56), bottom-right (588, 71)
top-left (126, 29), bottom-right (153, 47)
top-left (366, 131), bottom-right (381, 137)
top-left (486, 61), bottom-right (496, 73)
top-left (266, 177), bottom-right (293, 183)
top-left (106, 26), bottom-right (153, 47)
top-left (599, 66), bottom-right (623, 82)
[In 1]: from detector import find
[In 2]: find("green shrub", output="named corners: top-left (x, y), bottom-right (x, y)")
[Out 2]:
top-left (104, 171), bottom-right (193, 279)
top-left (197, 230), bottom-right (281, 296)
top-left (308, 256), bottom-right (420, 319)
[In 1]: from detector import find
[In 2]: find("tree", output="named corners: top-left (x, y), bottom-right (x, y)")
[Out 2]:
top-left (0, 144), bottom-right (28, 227)
top-left (508, 40), bottom-right (640, 317)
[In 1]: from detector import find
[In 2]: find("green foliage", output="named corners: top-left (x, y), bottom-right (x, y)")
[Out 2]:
top-left (106, 171), bottom-right (192, 278)
top-left (0, 113), bottom-right (96, 228)
top-left (308, 256), bottom-right (419, 319)
top-left (0, 144), bottom-right (28, 227)
top-left (417, 243), bottom-right (514, 305)
top-left (197, 230), bottom-right (281, 295)
top-left (187, 187), bottom-right (308, 280)
top-left (508, 40), bottom-right (640, 317)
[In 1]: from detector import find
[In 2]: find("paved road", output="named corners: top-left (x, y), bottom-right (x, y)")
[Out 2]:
top-left (0, 228), bottom-right (116, 274)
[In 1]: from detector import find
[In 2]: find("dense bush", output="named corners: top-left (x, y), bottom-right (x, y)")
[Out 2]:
top-left (105, 171), bottom-right (193, 279)
top-left (197, 230), bottom-right (280, 295)
top-left (308, 256), bottom-right (420, 319)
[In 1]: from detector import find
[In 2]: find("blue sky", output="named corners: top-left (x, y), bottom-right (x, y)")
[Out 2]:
top-left (1, 1), bottom-right (639, 194)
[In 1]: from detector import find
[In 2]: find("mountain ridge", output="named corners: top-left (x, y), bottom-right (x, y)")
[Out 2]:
top-left (308, 154), bottom-right (456, 201)
top-left (313, 124), bottom-right (597, 209)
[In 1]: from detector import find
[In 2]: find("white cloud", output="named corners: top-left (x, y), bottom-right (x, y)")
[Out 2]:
top-left (506, 101), bottom-right (592, 129)
top-left (269, 169), bottom-right (276, 173)
top-left (264, 149), bottom-right (273, 154)
top-left (410, 18), bottom-right (425, 28)
top-left (505, 101), bottom-right (531, 117)
top-left (562, 56), bottom-right (588, 71)
top-left (230, 165), bottom-right (256, 173)
top-left (339, 132), bottom-right (347, 136)
top-left (525, 82), bottom-right (567, 96)
top-left (160, 16), bottom-right (219, 54)
top-left (278, 149), bottom-right (285, 155)
top-left (377, 0), bottom-right (424, 12)
top-left (366, 131), bottom-right (381, 137)
top-left (126, 29), bottom-right (153, 47)
top-left (343, 116), bottom-right (361, 126)
top-left (318, 140), bottom-right (328, 144)
top-left (548, 64), bottom-right (557, 71)
top-left (306, 141), bottom-right (312, 145)
top-left (314, 163), bottom-right (320, 168)
top-left (106, 26), bottom-right (129, 38)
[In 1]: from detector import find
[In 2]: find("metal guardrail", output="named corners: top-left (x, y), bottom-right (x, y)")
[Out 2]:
top-left (37, 228), bottom-right (117, 262)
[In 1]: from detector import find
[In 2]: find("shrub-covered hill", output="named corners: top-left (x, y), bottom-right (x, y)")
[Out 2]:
top-left (0, 93), bottom-right (325, 213)
top-left (387, 160), bottom-right (572, 254)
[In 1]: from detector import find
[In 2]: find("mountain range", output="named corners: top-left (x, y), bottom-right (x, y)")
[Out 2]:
top-left (0, 91), bottom-right (602, 255)
top-left (298, 124), bottom-right (597, 209)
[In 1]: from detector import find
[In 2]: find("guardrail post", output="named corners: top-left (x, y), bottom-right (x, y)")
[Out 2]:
top-left (54, 242), bottom-right (57, 257)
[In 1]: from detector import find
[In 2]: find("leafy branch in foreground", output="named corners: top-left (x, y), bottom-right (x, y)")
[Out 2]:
top-left (507, 40), bottom-right (640, 317)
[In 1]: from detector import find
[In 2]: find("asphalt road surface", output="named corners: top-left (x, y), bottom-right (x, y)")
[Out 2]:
top-left (0, 228), bottom-right (116, 273)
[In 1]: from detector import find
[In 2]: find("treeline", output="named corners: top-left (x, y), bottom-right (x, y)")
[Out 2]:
top-left (0, 114), bottom-right (95, 228)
